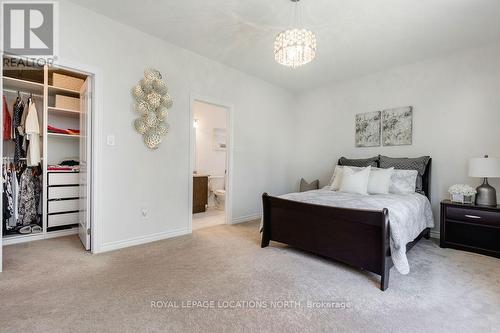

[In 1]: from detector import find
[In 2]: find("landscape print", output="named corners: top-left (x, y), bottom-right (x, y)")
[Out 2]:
top-left (382, 106), bottom-right (413, 146)
top-left (355, 111), bottom-right (381, 147)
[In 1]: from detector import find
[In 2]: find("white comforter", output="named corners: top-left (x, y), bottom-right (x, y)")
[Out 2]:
top-left (272, 188), bottom-right (434, 274)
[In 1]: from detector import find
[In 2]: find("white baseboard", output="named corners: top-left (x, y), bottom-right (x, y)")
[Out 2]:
top-left (231, 213), bottom-right (261, 224)
top-left (98, 227), bottom-right (190, 253)
top-left (430, 230), bottom-right (440, 239)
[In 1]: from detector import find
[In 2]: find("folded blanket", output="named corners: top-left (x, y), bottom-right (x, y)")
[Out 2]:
top-left (48, 125), bottom-right (80, 135)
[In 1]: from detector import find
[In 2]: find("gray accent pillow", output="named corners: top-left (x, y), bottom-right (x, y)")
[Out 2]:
top-left (300, 178), bottom-right (319, 192)
top-left (379, 155), bottom-right (430, 194)
top-left (338, 156), bottom-right (378, 168)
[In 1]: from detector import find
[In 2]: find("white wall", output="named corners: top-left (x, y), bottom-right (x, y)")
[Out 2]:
top-left (47, 1), bottom-right (500, 250)
top-left (58, 1), bottom-right (295, 250)
top-left (291, 44), bottom-right (500, 232)
top-left (193, 101), bottom-right (227, 177)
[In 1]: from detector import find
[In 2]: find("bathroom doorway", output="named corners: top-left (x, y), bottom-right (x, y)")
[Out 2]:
top-left (190, 98), bottom-right (231, 231)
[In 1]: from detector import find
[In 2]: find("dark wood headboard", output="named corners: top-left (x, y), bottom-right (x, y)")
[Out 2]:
top-left (422, 158), bottom-right (432, 200)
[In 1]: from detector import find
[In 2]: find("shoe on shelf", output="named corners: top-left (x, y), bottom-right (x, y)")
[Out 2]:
top-left (18, 225), bottom-right (32, 234)
top-left (31, 225), bottom-right (42, 233)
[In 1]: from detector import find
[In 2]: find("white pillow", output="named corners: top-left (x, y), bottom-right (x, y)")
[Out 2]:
top-left (339, 166), bottom-right (371, 195)
top-left (330, 165), bottom-right (362, 190)
top-left (368, 167), bottom-right (394, 194)
top-left (389, 169), bottom-right (418, 194)
top-left (330, 166), bottom-right (343, 190)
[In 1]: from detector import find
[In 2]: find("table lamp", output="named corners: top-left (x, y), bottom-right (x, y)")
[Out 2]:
top-left (468, 155), bottom-right (500, 206)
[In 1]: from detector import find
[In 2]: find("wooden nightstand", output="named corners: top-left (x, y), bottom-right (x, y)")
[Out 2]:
top-left (440, 200), bottom-right (500, 258)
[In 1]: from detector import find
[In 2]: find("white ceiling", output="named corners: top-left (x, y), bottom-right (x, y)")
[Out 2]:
top-left (69, 0), bottom-right (500, 92)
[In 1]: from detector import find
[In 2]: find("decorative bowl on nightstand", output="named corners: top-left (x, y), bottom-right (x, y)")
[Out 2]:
top-left (448, 184), bottom-right (476, 204)
top-left (450, 193), bottom-right (474, 204)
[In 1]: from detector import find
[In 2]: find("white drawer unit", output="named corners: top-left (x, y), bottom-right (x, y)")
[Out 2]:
top-left (48, 172), bottom-right (80, 186)
top-left (48, 186), bottom-right (79, 200)
top-left (48, 212), bottom-right (79, 228)
top-left (48, 199), bottom-right (79, 214)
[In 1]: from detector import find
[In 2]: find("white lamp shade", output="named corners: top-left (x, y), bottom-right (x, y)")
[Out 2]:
top-left (468, 157), bottom-right (500, 178)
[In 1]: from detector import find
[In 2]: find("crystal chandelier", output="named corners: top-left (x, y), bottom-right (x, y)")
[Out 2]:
top-left (274, 0), bottom-right (316, 68)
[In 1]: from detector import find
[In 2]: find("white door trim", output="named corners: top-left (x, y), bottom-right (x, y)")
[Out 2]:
top-left (51, 57), bottom-right (103, 253)
top-left (189, 94), bottom-right (234, 232)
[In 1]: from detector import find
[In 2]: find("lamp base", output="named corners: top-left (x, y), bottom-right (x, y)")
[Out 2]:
top-left (475, 178), bottom-right (497, 206)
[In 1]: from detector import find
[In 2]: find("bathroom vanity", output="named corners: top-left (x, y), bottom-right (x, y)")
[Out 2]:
top-left (193, 175), bottom-right (209, 213)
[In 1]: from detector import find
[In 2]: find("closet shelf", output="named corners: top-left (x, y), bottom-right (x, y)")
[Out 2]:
top-left (47, 133), bottom-right (80, 139)
top-left (48, 106), bottom-right (80, 117)
top-left (48, 85), bottom-right (80, 97)
top-left (3, 232), bottom-right (43, 241)
top-left (3, 76), bottom-right (44, 95)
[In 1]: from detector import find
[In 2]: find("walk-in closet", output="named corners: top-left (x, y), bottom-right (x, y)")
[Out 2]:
top-left (2, 55), bottom-right (93, 251)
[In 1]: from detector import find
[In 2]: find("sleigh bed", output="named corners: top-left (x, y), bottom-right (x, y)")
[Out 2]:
top-left (261, 158), bottom-right (432, 291)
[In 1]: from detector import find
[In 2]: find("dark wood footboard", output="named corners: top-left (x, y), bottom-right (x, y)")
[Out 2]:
top-left (262, 193), bottom-right (430, 291)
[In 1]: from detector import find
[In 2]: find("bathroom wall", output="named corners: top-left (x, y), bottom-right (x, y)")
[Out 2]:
top-left (193, 101), bottom-right (227, 178)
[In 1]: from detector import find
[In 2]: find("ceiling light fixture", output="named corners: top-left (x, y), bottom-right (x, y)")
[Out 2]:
top-left (274, 0), bottom-right (316, 68)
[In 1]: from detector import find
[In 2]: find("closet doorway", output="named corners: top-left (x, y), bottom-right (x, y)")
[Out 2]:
top-left (1, 55), bottom-right (97, 271)
top-left (190, 98), bottom-right (232, 231)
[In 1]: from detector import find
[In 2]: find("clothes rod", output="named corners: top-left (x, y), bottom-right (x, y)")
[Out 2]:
top-left (2, 88), bottom-right (43, 98)
top-left (2, 157), bottom-right (43, 161)
top-left (3, 157), bottom-right (27, 160)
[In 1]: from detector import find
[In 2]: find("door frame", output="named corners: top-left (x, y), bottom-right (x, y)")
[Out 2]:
top-left (46, 57), bottom-right (103, 253)
top-left (188, 94), bottom-right (234, 232)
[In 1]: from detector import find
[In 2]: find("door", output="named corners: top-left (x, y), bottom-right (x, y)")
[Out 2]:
top-left (79, 78), bottom-right (92, 250)
top-left (1, 89), bottom-right (3, 272)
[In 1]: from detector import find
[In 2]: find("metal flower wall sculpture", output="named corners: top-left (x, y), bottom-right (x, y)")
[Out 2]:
top-left (132, 69), bottom-right (173, 149)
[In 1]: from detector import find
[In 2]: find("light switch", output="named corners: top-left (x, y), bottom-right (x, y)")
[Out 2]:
top-left (106, 135), bottom-right (115, 146)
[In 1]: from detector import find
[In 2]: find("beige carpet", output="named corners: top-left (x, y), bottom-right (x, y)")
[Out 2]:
top-left (1, 221), bottom-right (499, 332)
top-left (192, 208), bottom-right (225, 230)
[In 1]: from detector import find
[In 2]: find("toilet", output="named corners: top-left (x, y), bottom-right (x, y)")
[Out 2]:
top-left (209, 175), bottom-right (226, 210)
top-left (214, 189), bottom-right (225, 209)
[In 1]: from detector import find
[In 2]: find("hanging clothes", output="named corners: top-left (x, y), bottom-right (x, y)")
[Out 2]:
top-left (20, 97), bottom-right (29, 133)
top-left (18, 167), bottom-right (40, 226)
top-left (21, 98), bottom-right (30, 154)
top-left (2, 170), bottom-right (10, 235)
top-left (2, 165), bottom-right (18, 233)
top-left (3, 166), bottom-right (12, 221)
top-left (3, 95), bottom-right (12, 140)
top-left (12, 98), bottom-right (26, 163)
top-left (12, 168), bottom-right (19, 222)
top-left (25, 100), bottom-right (41, 166)
top-left (5, 167), bottom-right (14, 218)
top-left (37, 174), bottom-right (43, 216)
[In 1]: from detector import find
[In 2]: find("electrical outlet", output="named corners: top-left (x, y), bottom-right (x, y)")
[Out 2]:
top-left (141, 207), bottom-right (149, 220)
